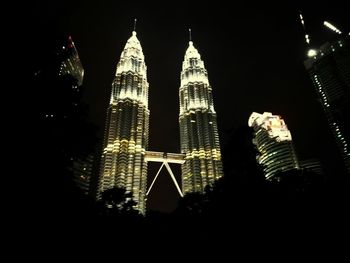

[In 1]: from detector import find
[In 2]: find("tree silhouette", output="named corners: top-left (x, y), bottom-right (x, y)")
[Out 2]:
top-left (97, 187), bottom-right (139, 217)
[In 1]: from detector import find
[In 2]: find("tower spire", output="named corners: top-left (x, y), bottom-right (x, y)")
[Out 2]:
top-left (133, 18), bottom-right (137, 32)
top-left (189, 28), bottom-right (192, 42)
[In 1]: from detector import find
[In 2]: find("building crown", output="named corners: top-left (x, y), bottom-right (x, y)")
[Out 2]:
top-left (120, 31), bottom-right (144, 61)
top-left (185, 41), bottom-right (201, 60)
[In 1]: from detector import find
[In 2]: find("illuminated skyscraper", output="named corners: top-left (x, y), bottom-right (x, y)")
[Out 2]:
top-left (58, 36), bottom-right (84, 86)
top-left (179, 40), bottom-right (223, 194)
top-left (304, 35), bottom-right (350, 173)
top-left (248, 112), bottom-right (299, 180)
top-left (33, 35), bottom-right (84, 87)
top-left (98, 31), bottom-right (149, 213)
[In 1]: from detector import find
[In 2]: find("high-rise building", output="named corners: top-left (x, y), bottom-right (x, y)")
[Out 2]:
top-left (179, 40), bottom-right (223, 194)
top-left (98, 31), bottom-right (149, 214)
top-left (71, 154), bottom-right (94, 195)
top-left (58, 36), bottom-right (84, 86)
top-left (299, 158), bottom-right (324, 176)
top-left (248, 112), bottom-right (299, 180)
top-left (33, 35), bottom-right (84, 86)
top-left (34, 34), bottom-right (86, 135)
top-left (32, 34), bottom-right (97, 206)
top-left (304, 35), bottom-right (350, 174)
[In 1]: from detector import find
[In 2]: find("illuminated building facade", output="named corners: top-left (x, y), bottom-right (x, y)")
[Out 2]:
top-left (98, 31), bottom-right (149, 213)
top-left (58, 36), bottom-right (84, 86)
top-left (33, 35), bottom-right (84, 88)
top-left (248, 112), bottom-right (299, 180)
top-left (179, 41), bottom-right (223, 194)
top-left (304, 35), bottom-right (350, 173)
top-left (71, 154), bottom-right (94, 195)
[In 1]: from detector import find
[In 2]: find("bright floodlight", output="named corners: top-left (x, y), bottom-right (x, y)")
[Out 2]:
top-left (307, 49), bottom-right (317, 57)
top-left (324, 21), bottom-right (342, 34)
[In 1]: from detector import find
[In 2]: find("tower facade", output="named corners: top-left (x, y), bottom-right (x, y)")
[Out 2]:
top-left (98, 31), bottom-right (149, 213)
top-left (304, 35), bottom-right (350, 174)
top-left (179, 41), bottom-right (223, 194)
top-left (248, 112), bottom-right (299, 180)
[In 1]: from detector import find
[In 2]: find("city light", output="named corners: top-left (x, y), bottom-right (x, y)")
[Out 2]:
top-left (324, 21), bottom-right (342, 34)
top-left (307, 49), bottom-right (317, 57)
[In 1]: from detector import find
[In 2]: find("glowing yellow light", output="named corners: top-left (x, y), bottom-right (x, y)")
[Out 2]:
top-left (324, 21), bottom-right (342, 34)
top-left (307, 49), bottom-right (317, 57)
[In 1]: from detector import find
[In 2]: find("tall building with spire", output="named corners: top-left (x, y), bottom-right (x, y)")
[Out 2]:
top-left (98, 31), bottom-right (149, 213)
top-left (179, 40), bottom-right (223, 194)
top-left (248, 112), bottom-right (299, 180)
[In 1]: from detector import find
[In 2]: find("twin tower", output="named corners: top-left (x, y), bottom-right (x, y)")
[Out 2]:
top-left (98, 30), bottom-right (223, 213)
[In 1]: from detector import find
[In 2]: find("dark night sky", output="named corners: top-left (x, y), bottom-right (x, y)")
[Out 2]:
top-left (28, 1), bottom-right (349, 212)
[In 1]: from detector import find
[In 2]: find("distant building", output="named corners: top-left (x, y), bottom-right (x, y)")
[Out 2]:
top-left (248, 112), bottom-right (299, 180)
top-left (71, 154), bottom-right (94, 195)
top-left (33, 34), bottom-right (93, 194)
top-left (33, 35), bottom-right (84, 86)
top-left (33, 35), bottom-right (85, 120)
top-left (179, 40), bottom-right (223, 194)
top-left (58, 36), bottom-right (84, 86)
top-left (304, 35), bottom-right (350, 174)
top-left (299, 158), bottom-right (324, 176)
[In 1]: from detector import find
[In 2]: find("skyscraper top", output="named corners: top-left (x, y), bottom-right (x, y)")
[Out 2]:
top-left (181, 40), bottom-right (209, 88)
top-left (122, 31), bottom-right (142, 55)
top-left (58, 35), bottom-right (84, 86)
top-left (248, 112), bottom-right (292, 142)
top-left (184, 40), bottom-right (201, 60)
top-left (116, 30), bottom-right (146, 76)
top-left (248, 112), bottom-right (299, 179)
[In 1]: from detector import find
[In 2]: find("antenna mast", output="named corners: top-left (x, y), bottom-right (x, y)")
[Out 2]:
top-left (133, 18), bottom-right (137, 31)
